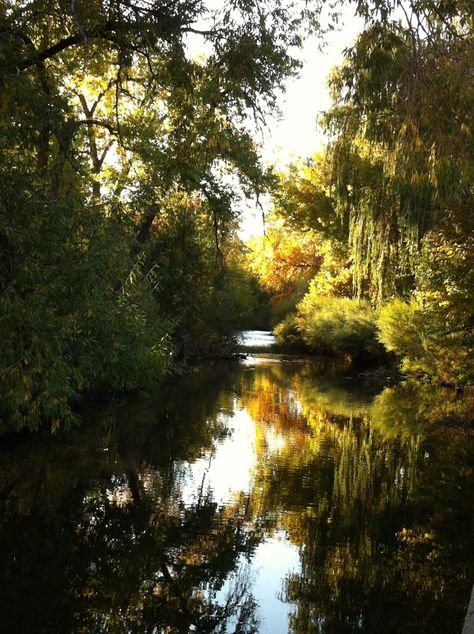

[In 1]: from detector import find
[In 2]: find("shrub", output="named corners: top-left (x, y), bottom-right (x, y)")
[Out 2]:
top-left (376, 299), bottom-right (428, 368)
top-left (297, 288), bottom-right (383, 360)
top-left (0, 182), bottom-right (173, 434)
top-left (377, 296), bottom-right (474, 386)
top-left (273, 313), bottom-right (305, 348)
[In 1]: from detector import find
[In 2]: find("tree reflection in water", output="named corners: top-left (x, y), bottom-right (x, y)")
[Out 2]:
top-left (0, 366), bottom-right (261, 633)
top-left (0, 359), bottom-right (472, 633)
top-left (239, 359), bottom-right (473, 634)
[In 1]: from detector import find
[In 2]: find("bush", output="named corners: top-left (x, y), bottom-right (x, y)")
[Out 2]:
top-left (377, 296), bottom-right (474, 386)
top-left (0, 178), bottom-right (173, 434)
top-left (376, 299), bottom-right (428, 367)
top-left (273, 313), bottom-right (305, 348)
top-left (297, 289), bottom-right (383, 360)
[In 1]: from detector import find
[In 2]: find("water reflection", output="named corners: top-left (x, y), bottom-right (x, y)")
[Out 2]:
top-left (0, 355), bottom-right (472, 633)
top-left (239, 331), bottom-right (277, 348)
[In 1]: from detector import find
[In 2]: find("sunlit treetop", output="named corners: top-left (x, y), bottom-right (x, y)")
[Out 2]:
top-left (317, 1), bottom-right (474, 299)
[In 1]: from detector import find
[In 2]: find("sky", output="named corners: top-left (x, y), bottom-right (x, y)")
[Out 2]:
top-left (238, 7), bottom-right (363, 241)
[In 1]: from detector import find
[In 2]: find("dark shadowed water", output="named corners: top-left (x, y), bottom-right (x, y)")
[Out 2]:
top-left (0, 332), bottom-right (473, 633)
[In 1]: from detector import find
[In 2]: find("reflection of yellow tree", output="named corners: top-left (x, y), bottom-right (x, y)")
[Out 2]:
top-left (240, 370), bottom-right (309, 444)
top-left (239, 362), bottom-right (473, 633)
top-left (1, 360), bottom-right (471, 633)
top-left (371, 381), bottom-right (474, 439)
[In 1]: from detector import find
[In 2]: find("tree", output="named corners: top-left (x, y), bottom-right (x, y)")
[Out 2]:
top-left (0, 0), bottom-right (330, 431)
top-left (246, 151), bottom-right (354, 327)
top-left (321, 5), bottom-right (474, 299)
top-left (264, 1), bottom-right (474, 382)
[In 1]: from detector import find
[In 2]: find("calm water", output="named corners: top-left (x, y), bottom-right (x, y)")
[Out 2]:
top-left (239, 330), bottom-right (277, 348)
top-left (0, 334), bottom-right (473, 633)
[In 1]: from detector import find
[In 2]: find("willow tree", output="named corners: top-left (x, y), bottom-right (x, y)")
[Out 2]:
top-left (322, 3), bottom-right (474, 300)
top-left (311, 2), bottom-right (474, 383)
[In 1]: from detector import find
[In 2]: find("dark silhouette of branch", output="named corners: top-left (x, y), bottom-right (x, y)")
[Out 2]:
top-left (16, 21), bottom-right (119, 71)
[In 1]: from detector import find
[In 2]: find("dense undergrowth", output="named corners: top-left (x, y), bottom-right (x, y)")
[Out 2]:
top-left (0, 0), bottom-right (280, 433)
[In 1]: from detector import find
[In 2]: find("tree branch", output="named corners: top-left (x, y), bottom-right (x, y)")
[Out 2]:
top-left (16, 21), bottom-right (119, 71)
top-left (75, 118), bottom-right (116, 133)
top-left (98, 139), bottom-right (114, 169)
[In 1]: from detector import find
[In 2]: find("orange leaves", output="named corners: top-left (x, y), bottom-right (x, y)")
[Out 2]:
top-left (247, 222), bottom-right (327, 300)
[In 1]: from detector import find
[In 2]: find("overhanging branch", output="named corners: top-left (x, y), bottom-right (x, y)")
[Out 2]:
top-left (16, 21), bottom-right (119, 71)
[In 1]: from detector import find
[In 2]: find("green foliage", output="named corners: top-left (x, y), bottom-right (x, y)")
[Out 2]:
top-left (227, 265), bottom-right (272, 331)
top-left (297, 290), bottom-right (383, 360)
top-left (376, 299), bottom-right (428, 370)
top-left (273, 313), bottom-right (304, 348)
top-left (321, 5), bottom-right (474, 302)
top-left (0, 173), bottom-right (172, 433)
top-left (0, 0), bottom-right (331, 432)
top-left (261, 2), bottom-right (474, 384)
top-left (416, 230), bottom-right (474, 386)
top-left (377, 231), bottom-right (474, 386)
top-left (143, 202), bottom-right (270, 358)
top-left (272, 152), bottom-right (346, 241)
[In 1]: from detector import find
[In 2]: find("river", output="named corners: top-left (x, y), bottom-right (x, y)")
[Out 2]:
top-left (0, 331), bottom-right (472, 633)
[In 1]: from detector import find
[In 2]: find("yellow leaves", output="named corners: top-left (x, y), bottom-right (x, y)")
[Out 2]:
top-left (183, 551), bottom-right (206, 566)
top-left (246, 220), bottom-right (328, 299)
top-left (396, 527), bottom-right (435, 545)
top-left (399, 121), bottom-right (423, 148)
top-left (206, 134), bottom-right (229, 154)
top-left (207, 136), bottom-right (218, 151)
